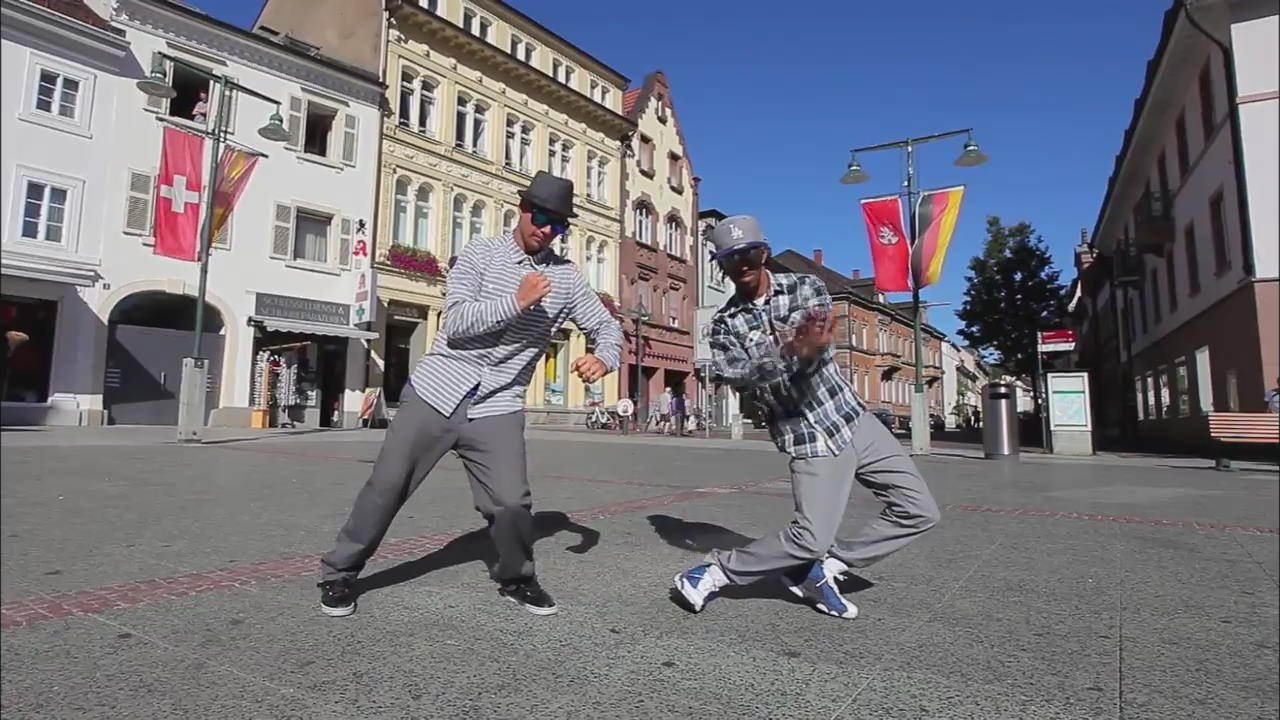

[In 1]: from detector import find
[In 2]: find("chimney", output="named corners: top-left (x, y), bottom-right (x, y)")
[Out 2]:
top-left (812, 249), bottom-right (824, 265)
top-left (852, 268), bottom-right (862, 280)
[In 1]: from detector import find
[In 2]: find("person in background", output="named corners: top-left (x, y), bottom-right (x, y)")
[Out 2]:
top-left (192, 91), bottom-right (209, 124)
top-left (671, 391), bottom-right (686, 437)
top-left (1266, 376), bottom-right (1279, 414)
top-left (655, 386), bottom-right (673, 434)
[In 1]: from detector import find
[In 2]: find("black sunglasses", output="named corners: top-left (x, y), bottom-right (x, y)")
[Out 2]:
top-left (718, 246), bottom-right (767, 268)
top-left (530, 207), bottom-right (571, 237)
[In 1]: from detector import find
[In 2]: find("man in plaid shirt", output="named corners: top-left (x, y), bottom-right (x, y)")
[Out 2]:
top-left (673, 215), bottom-right (940, 619)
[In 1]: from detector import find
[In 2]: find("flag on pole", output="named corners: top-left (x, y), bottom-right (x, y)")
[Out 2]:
top-left (911, 185), bottom-right (965, 289)
top-left (153, 127), bottom-right (205, 261)
top-left (859, 194), bottom-right (911, 292)
top-left (210, 147), bottom-right (260, 239)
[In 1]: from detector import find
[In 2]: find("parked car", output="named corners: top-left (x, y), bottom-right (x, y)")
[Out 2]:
top-left (872, 409), bottom-right (897, 431)
top-left (930, 413), bottom-right (946, 432)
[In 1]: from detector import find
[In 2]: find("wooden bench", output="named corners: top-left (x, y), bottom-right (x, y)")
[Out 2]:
top-left (1208, 413), bottom-right (1280, 470)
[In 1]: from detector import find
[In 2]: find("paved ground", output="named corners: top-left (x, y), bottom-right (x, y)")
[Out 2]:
top-left (1, 426), bottom-right (1277, 719)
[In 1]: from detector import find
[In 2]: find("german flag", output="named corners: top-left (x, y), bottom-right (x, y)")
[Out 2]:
top-left (911, 185), bottom-right (965, 289)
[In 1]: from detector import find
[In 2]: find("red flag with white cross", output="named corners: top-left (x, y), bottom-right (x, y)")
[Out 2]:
top-left (153, 126), bottom-right (205, 261)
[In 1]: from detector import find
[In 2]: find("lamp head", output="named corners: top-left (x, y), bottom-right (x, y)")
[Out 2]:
top-left (257, 111), bottom-right (291, 143)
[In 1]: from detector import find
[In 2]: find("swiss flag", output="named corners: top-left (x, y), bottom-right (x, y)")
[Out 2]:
top-left (153, 127), bottom-right (205, 261)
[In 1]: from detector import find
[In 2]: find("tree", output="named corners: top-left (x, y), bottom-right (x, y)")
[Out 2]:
top-left (956, 216), bottom-right (1068, 389)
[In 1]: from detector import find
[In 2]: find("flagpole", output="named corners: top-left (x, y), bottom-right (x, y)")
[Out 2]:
top-left (191, 76), bottom-right (227, 360)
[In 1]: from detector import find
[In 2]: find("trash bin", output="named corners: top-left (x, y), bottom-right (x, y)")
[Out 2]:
top-left (982, 381), bottom-right (1019, 460)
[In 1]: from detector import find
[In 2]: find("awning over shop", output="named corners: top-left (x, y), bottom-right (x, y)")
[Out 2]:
top-left (250, 316), bottom-right (378, 340)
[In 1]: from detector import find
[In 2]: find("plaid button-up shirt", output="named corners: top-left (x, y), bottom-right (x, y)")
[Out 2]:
top-left (710, 271), bottom-right (866, 458)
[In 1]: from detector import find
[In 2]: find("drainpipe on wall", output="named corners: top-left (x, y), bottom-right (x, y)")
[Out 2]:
top-left (1183, 1), bottom-right (1255, 277)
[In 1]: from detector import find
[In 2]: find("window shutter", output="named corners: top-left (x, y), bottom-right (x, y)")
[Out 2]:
top-left (338, 217), bottom-right (353, 269)
top-left (285, 95), bottom-right (304, 151)
top-left (340, 112), bottom-right (359, 166)
top-left (218, 76), bottom-right (237, 134)
top-left (271, 202), bottom-right (294, 259)
top-left (213, 211), bottom-right (231, 249)
top-left (144, 53), bottom-right (171, 114)
top-left (124, 169), bottom-right (154, 235)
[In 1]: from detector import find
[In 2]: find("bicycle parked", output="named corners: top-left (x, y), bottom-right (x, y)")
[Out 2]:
top-left (584, 400), bottom-right (617, 431)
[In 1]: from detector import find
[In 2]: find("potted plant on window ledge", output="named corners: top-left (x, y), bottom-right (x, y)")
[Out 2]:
top-left (596, 291), bottom-right (621, 318)
top-left (385, 245), bottom-right (446, 280)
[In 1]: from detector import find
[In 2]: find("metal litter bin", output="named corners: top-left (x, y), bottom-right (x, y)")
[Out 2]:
top-left (982, 381), bottom-right (1019, 460)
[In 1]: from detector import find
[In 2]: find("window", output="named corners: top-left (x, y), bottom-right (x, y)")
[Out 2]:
top-left (559, 141), bottom-right (573, 179)
top-left (584, 238), bottom-right (596, 288)
top-left (664, 216), bottom-right (683, 257)
top-left (393, 176), bottom-right (411, 246)
top-left (1164, 245), bottom-right (1178, 313)
top-left (450, 194), bottom-right (467, 257)
top-left (454, 95), bottom-right (488, 156)
top-left (634, 204), bottom-right (653, 245)
top-left (593, 239), bottom-right (607, 291)
top-left (1156, 152), bottom-right (1170, 194)
top-left (398, 73), bottom-right (438, 136)
top-left (589, 78), bottom-right (611, 107)
top-left (502, 209), bottom-right (517, 236)
top-left (462, 8), bottom-right (491, 41)
top-left (419, 0), bottom-right (439, 11)
top-left (35, 69), bottom-right (80, 121)
top-left (1183, 223), bottom-right (1201, 296)
top-left (0, 296), bottom-right (58, 403)
top-left (1194, 346), bottom-right (1212, 414)
top-left (20, 180), bottom-right (69, 245)
top-left (546, 135), bottom-right (573, 178)
top-left (1136, 376), bottom-right (1148, 420)
top-left (417, 79), bottom-right (437, 135)
top-left (668, 153), bottom-right (683, 191)
top-left (510, 34), bottom-right (536, 64)
top-left (551, 58), bottom-right (576, 86)
top-left (414, 185), bottom-right (433, 250)
top-left (23, 56), bottom-right (94, 136)
top-left (1174, 111), bottom-right (1190, 178)
top-left (398, 70), bottom-right (414, 127)
top-left (1225, 369), bottom-right (1239, 411)
top-left (1198, 61), bottom-right (1215, 141)
top-left (1149, 269), bottom-right (1161, 324)
top-left (1209, 191), bottom-right (1229, 274)
top-left (594, 156), bottom-right (609, 202)
top-left (1138, 281), bottom-right (1148, 334)
top-left (504, 116), bottom-right (533, 173)
top-left (469, 200), bottom-right (485, 241)
top-left (637, 135), bottom-right (655, 174)
top-left (1174, 361), bottom-right (1190, 417)
top-left (291, 209), bottom-right (331, 264)
top-left (668, 292), bottom-right (680, 327)
top-left (285, 95), bottom-right (358, 166)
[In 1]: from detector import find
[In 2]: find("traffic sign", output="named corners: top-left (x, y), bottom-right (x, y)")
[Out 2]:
top-left (1038, 329), bottom-right (1076, 353)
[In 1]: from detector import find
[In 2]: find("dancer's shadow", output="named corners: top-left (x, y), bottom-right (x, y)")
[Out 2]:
top-left (356, 511), bottom-right (599, 597)
top-left (646, 514), bottom-right (875, 604)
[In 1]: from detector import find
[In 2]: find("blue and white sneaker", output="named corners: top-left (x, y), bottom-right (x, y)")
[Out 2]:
top-left (672, 563), bottom-right (728, 613)
top-left (783, 558), bottom-right (858, 619)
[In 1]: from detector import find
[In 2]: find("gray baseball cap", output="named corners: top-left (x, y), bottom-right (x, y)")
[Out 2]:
top-left (708, 215), bottom-right (769, 260)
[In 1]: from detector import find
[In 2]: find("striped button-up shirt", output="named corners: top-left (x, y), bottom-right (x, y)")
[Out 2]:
top-left (710, 271), bottom-right (866, 458)
top-left (410, 234), bottom-right (623, 419)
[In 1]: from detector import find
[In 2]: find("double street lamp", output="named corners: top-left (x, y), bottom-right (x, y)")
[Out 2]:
top-left (840, 128), bottom-right (988, 455)
top-left (136, 55), bottom-right (289, 442)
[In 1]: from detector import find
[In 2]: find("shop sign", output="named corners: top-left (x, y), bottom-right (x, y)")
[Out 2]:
top-left (387, 302), bottom-right (427, 321)
top-left (255, 293), bottom-right (351, 326)
top-left (350, 220), bottom-right (376, 326)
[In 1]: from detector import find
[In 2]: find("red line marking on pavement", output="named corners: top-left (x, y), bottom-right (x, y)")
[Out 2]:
top-left (940, 503), bottom-right (1278, 535)
top-left (0, 478), bottom-right (781, 630)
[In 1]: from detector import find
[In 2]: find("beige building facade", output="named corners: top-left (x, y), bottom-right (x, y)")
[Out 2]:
top-left (255, 0), bottom-right (635, 418)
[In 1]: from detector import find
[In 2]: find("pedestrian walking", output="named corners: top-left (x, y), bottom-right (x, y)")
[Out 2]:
top-left (655, 387), bottom-right (673, 434)
top-left (672, 215), bottom-right (940, 619)
top-left (317, 172), bottom-right (623, 617)
top-left (671, 392), bottom-right (686, 437)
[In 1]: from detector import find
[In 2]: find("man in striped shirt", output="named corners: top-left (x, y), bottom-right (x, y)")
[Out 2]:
top-left (318, 172), bottom-right (623, 617)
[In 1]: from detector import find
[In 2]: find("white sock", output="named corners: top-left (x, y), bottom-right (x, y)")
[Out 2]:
top-left (706, 563), bottom-right (730, 589)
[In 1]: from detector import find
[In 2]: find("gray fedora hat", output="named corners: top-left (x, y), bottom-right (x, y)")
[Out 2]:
top-left (708, 215), bottom-right (768, 260)
top-left (518, 171), bottom-right (578, 218)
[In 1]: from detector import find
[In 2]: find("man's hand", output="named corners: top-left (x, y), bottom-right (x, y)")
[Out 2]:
top-left (515, 272), bottom-right (552, 310)
top-left (783, 310), bottom-right (833, 360)
top-left (571, 354), bottom-right (608, 383)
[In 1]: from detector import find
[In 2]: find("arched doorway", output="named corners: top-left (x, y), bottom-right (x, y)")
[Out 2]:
top-left (103, 292), bottom-right (225, 426)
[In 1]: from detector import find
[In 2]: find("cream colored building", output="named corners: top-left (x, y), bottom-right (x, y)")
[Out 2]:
top-left (255, 0), bottom-right (635, 418)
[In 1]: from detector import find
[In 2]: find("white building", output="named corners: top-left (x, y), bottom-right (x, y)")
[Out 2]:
top-left (1, 0), bottom-right (382, 428)
top-left (1089, 0), bottom-right (1277, 449)
top-left (693, 207), bottom-right (739, 427)
top-left (941, 341), bottom-right (986, 429)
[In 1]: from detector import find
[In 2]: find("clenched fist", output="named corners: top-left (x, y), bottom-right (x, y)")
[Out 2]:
top-left (515, 272), bottom-right (552, 310)
top-left (571, 355), bottom-right (608, 383)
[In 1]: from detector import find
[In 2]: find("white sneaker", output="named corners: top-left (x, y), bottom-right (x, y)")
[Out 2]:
top-left (672, 563), bottom-right (729, 613)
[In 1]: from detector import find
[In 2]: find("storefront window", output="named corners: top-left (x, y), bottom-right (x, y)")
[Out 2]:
top-left (1, 295), bottom-right (57, 403)
top-left (543, 337), bottom-right (566, 407)
top-left (1174, 362), bottom-right (1190, 417)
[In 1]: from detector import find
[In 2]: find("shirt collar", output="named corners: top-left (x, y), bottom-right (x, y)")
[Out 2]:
top-left (505, 232), bottom-right (556, 267)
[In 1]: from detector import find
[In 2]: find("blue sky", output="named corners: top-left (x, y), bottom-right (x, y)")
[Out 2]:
top-left (192, 0), bottom-right (1169, 338)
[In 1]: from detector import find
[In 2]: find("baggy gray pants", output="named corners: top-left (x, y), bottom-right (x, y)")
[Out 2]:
top-left (710, 416), bottom-right (940, 583)
top-left (319, 388), bottom-right (533, 584)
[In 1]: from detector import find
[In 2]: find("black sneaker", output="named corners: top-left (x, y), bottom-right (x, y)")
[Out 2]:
top-left (499, 578), bottom-right (559, 616)
top-left (318, 578), bottom-right (356, 617)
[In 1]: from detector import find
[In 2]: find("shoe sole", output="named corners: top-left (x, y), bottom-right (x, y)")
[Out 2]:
top-left (502, 594), bottom-right (560, 616)
top-left (320, 603), bottom-right (355, 618)
top-left (671, 573), bottom-right (705, 613)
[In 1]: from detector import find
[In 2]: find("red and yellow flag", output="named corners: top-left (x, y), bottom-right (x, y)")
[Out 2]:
top-left (210, 147), bottom-right (259, 239)
top-left (911, 185), bottom-right (965, 289)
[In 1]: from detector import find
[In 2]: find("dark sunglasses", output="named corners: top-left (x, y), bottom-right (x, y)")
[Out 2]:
top-left (530, 208), bottom-right (571, 237)
top-left (717, 246), bottom-right (767, 269)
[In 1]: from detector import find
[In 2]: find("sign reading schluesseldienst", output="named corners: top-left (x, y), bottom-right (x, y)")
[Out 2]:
top-left (1038, 329), bottom-right (1076, 353)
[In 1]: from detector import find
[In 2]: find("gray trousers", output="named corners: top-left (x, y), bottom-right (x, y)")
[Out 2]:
top-left (711, 416), bottom-right (940, 583)
top-left (319, 388), bottom-right (533, 584)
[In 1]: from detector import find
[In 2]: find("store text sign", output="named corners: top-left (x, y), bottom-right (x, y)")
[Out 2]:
top-left (255, 293), bottom-right (351, 326)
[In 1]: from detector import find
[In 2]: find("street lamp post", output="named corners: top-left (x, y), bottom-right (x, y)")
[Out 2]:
top-left (627, 298), bottom-right (651, 425)
top-left (136, 56), bottom-right (290, 443)
top-left (840, 128), bottom-right (988, 455)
